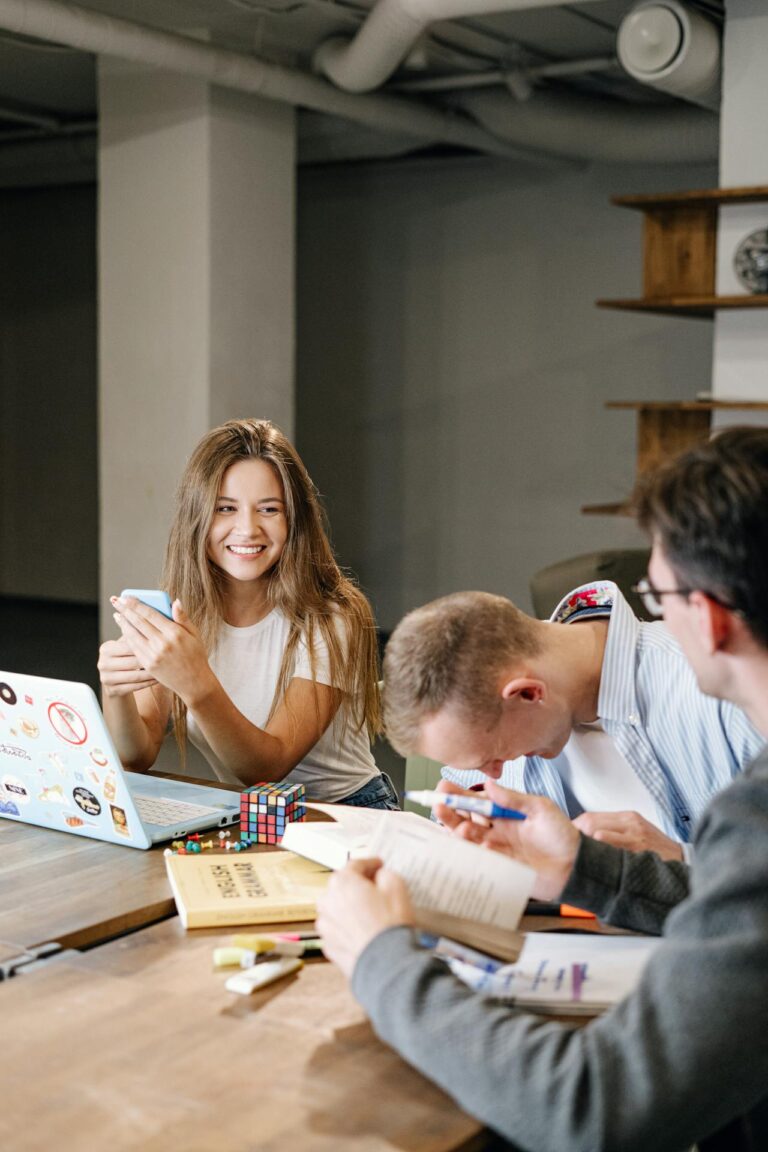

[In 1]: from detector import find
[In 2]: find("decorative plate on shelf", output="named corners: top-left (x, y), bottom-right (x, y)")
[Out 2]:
top-left (733, 228), bottom-right (768, 294)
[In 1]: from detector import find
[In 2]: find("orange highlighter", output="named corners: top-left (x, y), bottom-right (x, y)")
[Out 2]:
top-left (526, 900), bottom-right (596, 920)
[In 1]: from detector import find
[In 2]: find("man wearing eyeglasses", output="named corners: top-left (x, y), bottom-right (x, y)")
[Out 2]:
top-left (317, 426), bottom-right (768, 1151)
top-left (394, 564), bottom-right (760, 864)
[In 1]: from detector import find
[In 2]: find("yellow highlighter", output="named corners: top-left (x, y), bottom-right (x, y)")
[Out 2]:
top-left (213, 947), bottom-right (256, 969)
top-left (232, 934), bottom-right (305, 956)
top-left (213, 937), bottom-right (306, 969)
top-left (231, 934), bottom-right (281, 954)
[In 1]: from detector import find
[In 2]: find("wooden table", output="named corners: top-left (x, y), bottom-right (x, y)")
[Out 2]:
top-left (0, 815), bottom-right (175, 951)
top-left (1, 789), bottom-right (604, 1149)
top-left (0, 796), bottom-right (498, 1151)
top-left (0, 771), bottom-right (272, 951)
top-left (0, 939), bottom-right (21, 965)
top-left (0, 915), bottom-right (490, 1152)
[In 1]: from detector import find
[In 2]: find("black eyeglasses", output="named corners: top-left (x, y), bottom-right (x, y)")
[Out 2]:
top-left (632, 577), bottom-right (739, 619)
top-left (632, 577), bottom-right (693, 618)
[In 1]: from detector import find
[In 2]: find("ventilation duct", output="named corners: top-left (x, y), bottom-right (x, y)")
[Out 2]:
top-left (0, 0), bottom-right (526, 159)
top-left (460, 86), bottom-right (718, 165)
top-left (0, 0), bottom-right (721, 168)
top-left (617, 1), bottom-right (721, 111)
top-left (313, 0), bottom-right (603, 95)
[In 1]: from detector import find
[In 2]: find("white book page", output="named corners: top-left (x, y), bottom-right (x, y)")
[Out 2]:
top-left (283, 804), bottom-right (442, 869)
top-left (282, 822), bottom-right (365, 861)
top-left (306, 802), bottom-right (435, 838)
top-left (367, 819), bottom-right (534, 931)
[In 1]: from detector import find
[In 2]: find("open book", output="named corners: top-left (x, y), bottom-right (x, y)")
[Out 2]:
top-left (280, 803), bottom-right (535, 961)
top-left (447, 932), bottom-right (661, 1015)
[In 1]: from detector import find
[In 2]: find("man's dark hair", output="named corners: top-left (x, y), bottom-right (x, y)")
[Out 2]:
top-left (635, 426), bottom-right (768, 646)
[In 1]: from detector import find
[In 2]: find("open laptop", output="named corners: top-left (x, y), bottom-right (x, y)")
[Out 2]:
top-left (0, 670), bottom-right (241, 849)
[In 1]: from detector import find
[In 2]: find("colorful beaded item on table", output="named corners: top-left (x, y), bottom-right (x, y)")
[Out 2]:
top-left (163, 830), bottom-right (258, 856)
top-left (164, 835), bottom-right (218, 856)
top-left (239, 782), bottom-right (306, 844)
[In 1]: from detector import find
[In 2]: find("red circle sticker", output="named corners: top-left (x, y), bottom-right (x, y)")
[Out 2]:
top-left (48, 701), bottom-right (88, 746)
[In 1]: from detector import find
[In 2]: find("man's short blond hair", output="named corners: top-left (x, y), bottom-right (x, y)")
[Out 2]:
top-left (383, 591), bottom-right (542, 756)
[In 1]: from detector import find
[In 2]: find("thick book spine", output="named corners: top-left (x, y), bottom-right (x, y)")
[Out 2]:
top-left (183, 901), bottom-right (317, 928)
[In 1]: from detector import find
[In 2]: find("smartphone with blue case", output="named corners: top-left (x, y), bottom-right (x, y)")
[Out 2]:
top-left (120, 589), bottom-right (173, 619)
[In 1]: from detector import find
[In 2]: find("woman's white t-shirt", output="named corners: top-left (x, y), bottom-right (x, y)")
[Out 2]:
top-left (186, 609), bottom-right (379, 803)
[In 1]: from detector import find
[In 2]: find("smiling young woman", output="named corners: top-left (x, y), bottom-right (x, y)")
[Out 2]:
top-left (98, 418), bottom-right (397, 809)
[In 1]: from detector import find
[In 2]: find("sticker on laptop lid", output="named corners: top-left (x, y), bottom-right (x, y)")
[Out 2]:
top-left (64, 814), bottom-right (98, 829)
top-left (0, 744), bottom-right (31, 763)
top-left (2, 775), bottom-right (30, 805)
top-left (48, 751), bottom-right (67, 773)
top-left (0, 683), bottom-right (17, 706)
top-left (73, 787), bottom-right (101, 817)
top-left (39, 784), bottom-right (68, 805)
top-left (48, 701), bottom-right (88, 746)
top-left (19, 717), bottom-right (39, 739)
top-left (110, 804), bottom-right (130, 836)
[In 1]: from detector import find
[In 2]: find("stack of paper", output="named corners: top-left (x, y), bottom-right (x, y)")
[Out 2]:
top-left (447, 932), bottom-right (660, 1015)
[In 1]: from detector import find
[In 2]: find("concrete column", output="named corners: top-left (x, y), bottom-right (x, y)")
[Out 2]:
top-left (98, 59), bottom-right (295, 638)
top-left (712, 0), bottom-right (768, 406)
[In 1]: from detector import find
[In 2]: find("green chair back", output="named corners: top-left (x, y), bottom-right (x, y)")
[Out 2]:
top-left (403, 754), bottom-right (444, 812)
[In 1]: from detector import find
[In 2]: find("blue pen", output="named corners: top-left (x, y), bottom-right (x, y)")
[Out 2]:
top-left (406, 789), bottom-right (526, 820)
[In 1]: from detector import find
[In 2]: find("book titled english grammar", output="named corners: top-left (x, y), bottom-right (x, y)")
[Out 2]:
top-left (165, 849), bottom-right (330, 928)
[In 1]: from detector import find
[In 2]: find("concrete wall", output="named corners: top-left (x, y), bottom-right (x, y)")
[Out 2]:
top-left (98, 67), bottom-right (296, 638)
top-left (1, 154), bottom-right (719, 628)
top-left (296, 156), bottom-right (718, 626)
top-left (0, 183), bottom-right (97, 603)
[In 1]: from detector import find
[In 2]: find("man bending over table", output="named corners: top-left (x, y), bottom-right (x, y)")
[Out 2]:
top-left (317, 427), bottom-right (768, 1152)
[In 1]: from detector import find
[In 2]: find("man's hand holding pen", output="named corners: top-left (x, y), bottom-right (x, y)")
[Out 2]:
top-left (433, 778), bottom-right (581, 901)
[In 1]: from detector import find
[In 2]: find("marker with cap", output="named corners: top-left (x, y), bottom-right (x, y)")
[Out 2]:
top-left (273, 932), bottom-right (320, 941)
top-left (406, 789), bottom-right (526, 821)
top-left (225, 957), bottom-right (302, 995)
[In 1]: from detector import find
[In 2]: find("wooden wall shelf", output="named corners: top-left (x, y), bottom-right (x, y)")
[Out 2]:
top-left (587, 187), bottom-right (768, 514)
top-left (582, 400), bottom-right (768, 516)
top-left (597, 294), bottom-right (768, 318)
top-left (612, 186), bottom-right (768, 209)
top-left (596, 184), bottom-right (768, 317)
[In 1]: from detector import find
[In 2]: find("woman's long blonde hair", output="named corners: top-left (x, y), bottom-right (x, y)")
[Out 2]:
top-left (163, 418), bottom-right (381, 756)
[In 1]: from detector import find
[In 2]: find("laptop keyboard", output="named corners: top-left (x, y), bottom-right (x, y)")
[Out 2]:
top-left (133, 794), bottom-right (222, 826)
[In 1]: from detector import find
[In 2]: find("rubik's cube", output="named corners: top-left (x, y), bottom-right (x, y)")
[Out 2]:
top-left (240, 782), bottom-right (306, 844)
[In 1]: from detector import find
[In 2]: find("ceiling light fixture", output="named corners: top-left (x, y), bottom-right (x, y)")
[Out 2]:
top-left (617, 0), bottom-right (720, 110)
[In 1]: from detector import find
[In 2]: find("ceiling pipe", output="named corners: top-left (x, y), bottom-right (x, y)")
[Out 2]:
top-left (313, 0), bottom-right (609, 94)
top-left (0, 128), bottom-right (95, 188)
top-left (395, 53), bottom-right (618, 95)
top-left (0, 99), bottom-right (61, 130)
top-left (0, 116), bottom-right (94, 142)
top-left (298, 117), bottom-right (427, 164)
top-left (460, 85), bottom-right (718, 164)
top-left (0, 0), bottom-right (543, 161)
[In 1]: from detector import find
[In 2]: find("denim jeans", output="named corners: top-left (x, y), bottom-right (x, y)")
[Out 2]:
top-left (337, 772), bottom-right (400, 810)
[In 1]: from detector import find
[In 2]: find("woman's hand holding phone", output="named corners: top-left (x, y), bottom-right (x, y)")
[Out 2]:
top-left (98, 635), bottom-right (159, 697)
top-left (99, 590), bottom-right (171, 698)
top-left (111, 594), bottom-right (214, 705)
